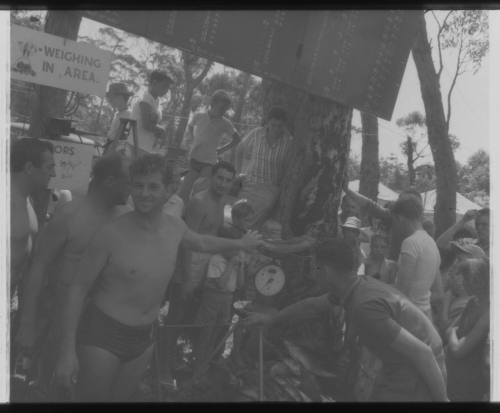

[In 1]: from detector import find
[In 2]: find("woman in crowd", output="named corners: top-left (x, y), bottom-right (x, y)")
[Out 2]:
top-left (445, 257), bottom-right (489, 401)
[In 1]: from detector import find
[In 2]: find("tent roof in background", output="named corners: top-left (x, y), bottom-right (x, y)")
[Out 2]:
top-left (420, 189), bottom-right (481, 215)
top-left (348, 180), bottom-right (399, 202)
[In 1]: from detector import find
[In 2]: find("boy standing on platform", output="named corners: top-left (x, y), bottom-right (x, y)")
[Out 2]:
top-left (178, 90), bottom-right (240, 200)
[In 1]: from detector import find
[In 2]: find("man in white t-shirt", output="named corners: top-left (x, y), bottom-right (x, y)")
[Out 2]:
top-left (178, 90), bottom-right (240, 200)
top-left (105, 83), bottom-right (133, 142)
top-left (392, 197), bottom-right (441, 320)
top-left (130, 70), bottom-right (172, 155)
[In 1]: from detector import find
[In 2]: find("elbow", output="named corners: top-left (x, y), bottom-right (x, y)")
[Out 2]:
top-left (413, 343), bottom-right (435, 364)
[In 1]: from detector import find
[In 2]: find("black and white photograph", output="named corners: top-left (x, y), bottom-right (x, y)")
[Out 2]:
top-left (2, 7), bottom-right (496, 403)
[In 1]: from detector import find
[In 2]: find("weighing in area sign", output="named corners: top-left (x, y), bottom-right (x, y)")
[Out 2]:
top-left (11, 24), bottom-right (113, 97)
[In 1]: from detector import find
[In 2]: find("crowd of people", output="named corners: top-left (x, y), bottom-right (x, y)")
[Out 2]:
top-left (9, 69), bottom-right (490, 402)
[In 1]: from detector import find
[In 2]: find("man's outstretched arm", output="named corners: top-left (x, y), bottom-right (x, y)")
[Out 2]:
top-left (243, 294), bottom-right (332, 327)
top-left (390, 327), bottom-right (448, 401)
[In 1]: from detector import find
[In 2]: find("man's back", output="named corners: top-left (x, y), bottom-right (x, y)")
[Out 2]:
top-left (347, 276), bottom-right (445, 401)
top-left (396, 229), bottom-right (440, 317)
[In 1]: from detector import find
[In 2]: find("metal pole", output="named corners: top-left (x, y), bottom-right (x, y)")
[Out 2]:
top-left (259, 327), bottom-right (264, 401)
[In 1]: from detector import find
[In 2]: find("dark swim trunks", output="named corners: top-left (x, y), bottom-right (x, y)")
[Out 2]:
top-left (77, 303), bottom-right (154, 363)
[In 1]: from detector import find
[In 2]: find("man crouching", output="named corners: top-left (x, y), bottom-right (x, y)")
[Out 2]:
top-left (54, 154), bottom-right (263, 402)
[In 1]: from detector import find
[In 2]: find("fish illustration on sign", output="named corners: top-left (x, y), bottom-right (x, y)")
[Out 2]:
top-left (12, 40), bottom-right (38, 76)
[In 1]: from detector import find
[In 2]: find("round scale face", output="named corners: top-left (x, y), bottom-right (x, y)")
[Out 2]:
top-left (254, 264), bottom-right (285, 296)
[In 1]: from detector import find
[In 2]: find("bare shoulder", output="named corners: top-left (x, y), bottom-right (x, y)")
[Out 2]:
top-left (162, 212), bottom-right (187, 233)
top-left (93, 212), bottom-right (135, 242)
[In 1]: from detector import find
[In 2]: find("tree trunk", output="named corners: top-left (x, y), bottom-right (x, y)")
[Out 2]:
top-left (412, 13), bottom-right (457, 236)
top-left (359, 112), bottom-right (379, 202)
top-left (226, 73), bottom-right (251, 164)
top-left (263, 80), bottom-right (352, 239)
top-left (173, 56), bottom-right (212, 147)
top-left (233, 73), bottom-right (251, 125)
top-left (406, 137), bottom-right (416, 186)
top-left (28, 11), bottom-right (82, 139)
top-left (173, 85), bottom-right (194, 147)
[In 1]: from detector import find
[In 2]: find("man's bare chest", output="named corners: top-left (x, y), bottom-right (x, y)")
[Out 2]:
top-left (106, 235), bottom-right (179, 283)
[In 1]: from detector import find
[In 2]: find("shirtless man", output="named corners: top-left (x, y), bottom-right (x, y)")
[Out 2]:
top-left (161, 160), bottom-right (236, 386)
top-left (53, 154), bottom-right (261, 401)
top-left (15, 154), bottom-right (131, 396)
top-left (10, 138), bottom-right (56, 296)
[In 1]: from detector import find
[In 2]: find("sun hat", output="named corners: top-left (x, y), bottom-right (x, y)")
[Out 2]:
top-left (341, 216), bottom-right (362, 231)
top-left (450, 238), bottom-right (487, 259)
top-left (106, 82), bottom-right (132, 98)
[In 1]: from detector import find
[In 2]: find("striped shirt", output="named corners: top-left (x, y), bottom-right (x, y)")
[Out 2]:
top-left (239, 126), bottom-right (293, 186)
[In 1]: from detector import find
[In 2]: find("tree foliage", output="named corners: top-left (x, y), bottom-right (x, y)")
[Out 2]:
top-left (457, 149), bottom-right (489, 206)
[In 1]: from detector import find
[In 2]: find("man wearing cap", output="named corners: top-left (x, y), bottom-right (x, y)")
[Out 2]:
top-left (244, 238), bottom-right (448, 402)
top-left (178, 89), bottom-right (240, 200)
top-left (436, 208), bottom-right (489, 257)
top-left (105, 82), bottom-right (133, 147)
top-left (131, 70), bottom-right (172, 155)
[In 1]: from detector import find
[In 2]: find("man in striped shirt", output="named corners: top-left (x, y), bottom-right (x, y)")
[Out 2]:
top-left (235, 106), bottom-right (293, 228)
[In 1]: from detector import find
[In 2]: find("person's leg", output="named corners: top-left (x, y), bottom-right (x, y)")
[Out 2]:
top-left (192, 291), bottom-right (220, 375)
top-left (75, 345), bottom-right (121, 402)
top-left (160, 283), bottom-right (189, 383)
top-left (211, 294), bottom-right (234, 361)
top-left (110, 344), bottom-right (154, 402)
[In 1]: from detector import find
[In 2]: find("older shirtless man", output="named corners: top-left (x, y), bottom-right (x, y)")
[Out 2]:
top-left (54, 154), bottom-right (261, 401)
top-left (10, 138), bottom-right (56, 296)
top-left (15, 154), bottom-right (130, 396)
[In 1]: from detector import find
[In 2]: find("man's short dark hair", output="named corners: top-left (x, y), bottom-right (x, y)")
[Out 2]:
top-left (130, 154), bottom-right (173, 187)
top-left (11, 138), bottom-right (54, 173)
top-left (453, 227), bottom-right (475, 240)
top-left (391, 197), bottom-right (423, 221)
top-left (212, 160), bottom-right (236, 177)
top-left (315, 238), bottom-right (358, 274)
top-left (149, 70), bottom-right (173, 84)
top-left (400, 187), bottom-right (422, 203)
top-left (265, 106), bottom-right (288, 124)
top-left (91, 153), bottom-right (126, 185)
top-left (477, 208), bottom-right (490, 220)
top-left (231, 199), bottom-right (254, 221)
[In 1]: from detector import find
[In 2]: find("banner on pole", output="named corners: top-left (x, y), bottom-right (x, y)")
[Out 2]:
top-left (44, 140), bottom-right (96, 196)
top-left (11, 24), bottom-right (112, 97)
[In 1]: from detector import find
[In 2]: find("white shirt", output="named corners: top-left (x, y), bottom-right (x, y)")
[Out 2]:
top-left (108, 108), bottom-right (132, 141)
top-left (131, 91), bottom-right (162, 153)
top-left (396, 229), bottom-right (441, 317)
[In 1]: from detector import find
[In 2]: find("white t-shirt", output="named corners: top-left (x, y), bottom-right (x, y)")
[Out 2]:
top-left (107, 108), bottom-right (132, 141)
top-left (395, 229), bottom-right (441, 317)
top-left (205, 254), bottom-right (240, 293)
top-left (131, 91), bottom-right (162, 153)
top-left (188, 112), bottom-right (236, 164)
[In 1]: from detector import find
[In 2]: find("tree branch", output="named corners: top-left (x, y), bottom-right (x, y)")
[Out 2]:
top-left (193, 59), bottom-right (213, 86)
top-left (434, 10), bottom-right (454, 81)
top-left (446, 36), bottom-right (464, 130)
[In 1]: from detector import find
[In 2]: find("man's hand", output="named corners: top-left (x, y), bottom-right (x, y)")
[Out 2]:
top-left (462, 209), bottom-right (478, 223)
top-left (240, 230), bottom-right (263, 252)
top-left (54, 349), bottom-right (79, 391)
top-left (242, 312), bottom-right (274, 327)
